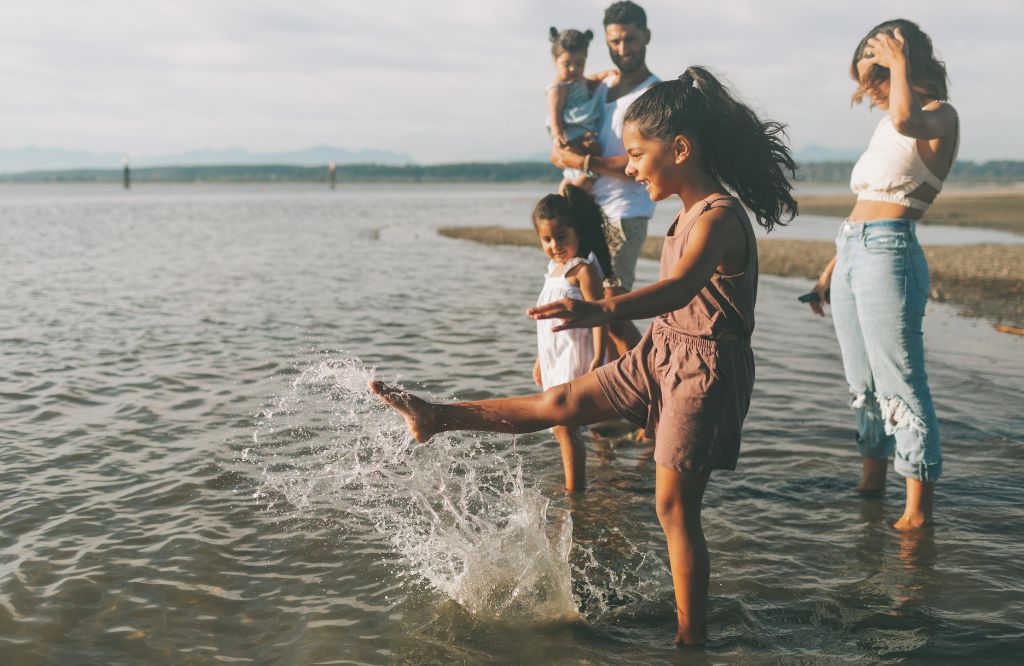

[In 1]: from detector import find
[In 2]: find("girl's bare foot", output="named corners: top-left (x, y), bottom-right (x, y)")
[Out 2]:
top-left (857, 457), bottom-right (888, 495)
top-left (673, 629), bottom-right (706, 647)
top-left (369, 381), bottom-right (440, 443)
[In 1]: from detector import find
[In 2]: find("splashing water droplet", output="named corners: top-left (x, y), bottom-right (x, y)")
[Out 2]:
top-left (248, 353), bottom-right (580, 620)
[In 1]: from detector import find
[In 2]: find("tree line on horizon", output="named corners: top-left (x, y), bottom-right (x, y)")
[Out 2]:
top-left (3, 160), bottom-right (1023, 184)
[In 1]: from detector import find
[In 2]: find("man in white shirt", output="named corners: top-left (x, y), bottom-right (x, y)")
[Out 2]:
top-left (553, 1), bottom-right (658, 357)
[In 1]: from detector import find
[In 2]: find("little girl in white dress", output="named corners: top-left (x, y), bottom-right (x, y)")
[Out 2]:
top-left (531, 185), bottom-right (614, 492)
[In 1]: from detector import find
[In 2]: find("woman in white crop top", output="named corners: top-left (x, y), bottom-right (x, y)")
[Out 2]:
top-left (806, 19), bottom-right (958, 532)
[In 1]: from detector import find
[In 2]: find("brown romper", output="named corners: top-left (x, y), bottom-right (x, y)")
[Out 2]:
top-left (595, 196), bottom-right (757, 473)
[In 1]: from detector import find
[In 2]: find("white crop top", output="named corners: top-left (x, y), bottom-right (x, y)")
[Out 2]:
top-left (849, 110), bottom-right (958, 212)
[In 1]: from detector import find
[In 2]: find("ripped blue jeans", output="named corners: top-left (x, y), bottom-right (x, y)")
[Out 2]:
top-left (831, 219), bottom-right (942, 481)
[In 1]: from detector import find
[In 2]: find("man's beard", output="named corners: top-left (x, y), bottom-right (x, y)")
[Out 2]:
top-left (611, 50), bottom-right (645, 73)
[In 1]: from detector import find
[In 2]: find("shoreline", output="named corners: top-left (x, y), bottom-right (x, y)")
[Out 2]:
top-left (439, 224), bottom-right (1023, 330)
top-left (797, 191), bottom-right (1024, 234)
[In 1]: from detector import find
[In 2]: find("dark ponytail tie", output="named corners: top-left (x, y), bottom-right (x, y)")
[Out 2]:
top-left (549, 26), bottom-right (559, 42)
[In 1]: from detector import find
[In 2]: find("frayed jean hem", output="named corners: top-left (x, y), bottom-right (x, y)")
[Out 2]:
top-left (849, 390), bottom-right (941, 480)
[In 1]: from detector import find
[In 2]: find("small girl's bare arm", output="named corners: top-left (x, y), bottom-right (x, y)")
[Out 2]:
top-left (547, 83), bottom-right (570, 147)
top-left (576, 263), bottom-right (608, 370)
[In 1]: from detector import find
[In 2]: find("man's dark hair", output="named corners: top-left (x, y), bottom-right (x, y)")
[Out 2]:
top-left (603, 1), bottom-right (647, 30)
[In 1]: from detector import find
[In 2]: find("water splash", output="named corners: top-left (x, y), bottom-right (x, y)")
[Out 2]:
top-left (248, 353), bottom-right (579, 621)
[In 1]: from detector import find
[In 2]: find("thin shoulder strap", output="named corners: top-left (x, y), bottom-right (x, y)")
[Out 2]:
top-left (702, 195), bottom-right (756, 274)
top-left (557, 254), bottom-right (591, 276)
top-left (678, 195), bottom-right (741, 240)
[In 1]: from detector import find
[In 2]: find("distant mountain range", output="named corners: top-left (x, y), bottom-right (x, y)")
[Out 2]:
top-left (0, 145), bottom-right (413, 174)
top-left (5, 160), bottom-right (1022, 185)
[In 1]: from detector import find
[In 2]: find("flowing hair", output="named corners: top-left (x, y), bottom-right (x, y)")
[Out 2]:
top-left (531, 185), bottom-right (613, 279)
top-left (851, 19), bottom-right (949, 105)
top-left (623, 65), bottom-right (798, 232)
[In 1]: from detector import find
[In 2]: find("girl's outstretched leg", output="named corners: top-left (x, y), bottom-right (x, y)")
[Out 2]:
top-left (369, 372), bottom-right (618, 443)
top-left (655, 464), bottom-right (712, 646)
top-left (552, 425), bottom-right (586, 492)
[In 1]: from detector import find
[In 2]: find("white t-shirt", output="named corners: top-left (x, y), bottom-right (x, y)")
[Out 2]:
top-left (590, 73), bottom-right (660, 220)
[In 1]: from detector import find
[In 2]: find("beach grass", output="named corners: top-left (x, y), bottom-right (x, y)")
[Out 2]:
top-left (438, 192), bottom-right (1024, 329)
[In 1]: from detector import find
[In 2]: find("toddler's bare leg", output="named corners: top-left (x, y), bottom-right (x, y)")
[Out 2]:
top-left (369, 372), bottom-right (617, 443)
top-left (655, 464), bottom-right (712, 646)
top-left (552, 425), bottom-right (586, 492)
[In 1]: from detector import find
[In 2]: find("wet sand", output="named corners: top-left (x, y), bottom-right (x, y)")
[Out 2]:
top-left (440, 193), bottom-right (1024, 328)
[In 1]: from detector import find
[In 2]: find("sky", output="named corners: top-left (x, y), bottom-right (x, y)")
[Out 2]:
top-left (1, 0), bottom-right (1020, 163)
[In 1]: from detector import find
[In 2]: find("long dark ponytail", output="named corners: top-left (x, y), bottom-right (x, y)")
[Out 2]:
top-left (623, 65), bottom-right (798, 232)
top-left (532, 184), bottom-right (614, 279)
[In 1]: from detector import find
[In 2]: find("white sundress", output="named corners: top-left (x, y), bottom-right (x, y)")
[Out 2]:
top-left (536, 252), bottom-right (604, 390)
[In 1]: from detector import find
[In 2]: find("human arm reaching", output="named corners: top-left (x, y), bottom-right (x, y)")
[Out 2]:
top-left (529, 210), bottom-right (739, 330)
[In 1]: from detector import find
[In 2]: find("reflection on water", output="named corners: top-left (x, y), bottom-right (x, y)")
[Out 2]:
top-left (0, 183), bottom-right (1022, 664)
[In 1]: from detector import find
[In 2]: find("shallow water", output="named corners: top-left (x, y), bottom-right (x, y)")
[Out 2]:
top-left (1, 183), bottom-right (1022, 664)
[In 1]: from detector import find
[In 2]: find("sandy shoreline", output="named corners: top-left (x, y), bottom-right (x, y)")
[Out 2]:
top-left (440, 196), bottom-right (1024, 329)
top-left (798, 191), bottom-right (1024, 234)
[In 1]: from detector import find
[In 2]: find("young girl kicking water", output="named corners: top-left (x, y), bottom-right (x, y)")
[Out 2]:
top-left (372, 65), bottom-right (796, 645)
top-left (531, 185), bottom-right (613, 492)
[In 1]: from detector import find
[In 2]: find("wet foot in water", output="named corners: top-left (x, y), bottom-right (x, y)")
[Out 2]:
top-left (673, 630), bottom-right (706, 648)
top-left (369, 381), bottom-right (439, 443)
top-left (892, 512), bottom-right (932, 531)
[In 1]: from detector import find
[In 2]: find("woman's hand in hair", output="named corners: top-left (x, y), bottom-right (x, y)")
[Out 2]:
top-left (527, 298), bottom-right (609, 332)
top-left (861, 28), bottom-right (908, 70)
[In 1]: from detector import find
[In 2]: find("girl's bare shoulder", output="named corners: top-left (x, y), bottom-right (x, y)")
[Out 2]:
top-left (564, 259), bottom-right (601, 283)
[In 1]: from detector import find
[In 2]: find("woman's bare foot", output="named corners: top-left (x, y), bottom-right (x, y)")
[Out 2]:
top-left (892, 478), bottom-right (934, 531)
top-left (369, 381), bottom-right (440, 443)
top-left (892, 512), bottom-right (932, 531)
top-left (856, 457), bottom-right (888, 495)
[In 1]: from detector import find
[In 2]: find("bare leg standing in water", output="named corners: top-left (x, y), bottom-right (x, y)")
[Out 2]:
top-left (656, 465), bottom-right (711, 645)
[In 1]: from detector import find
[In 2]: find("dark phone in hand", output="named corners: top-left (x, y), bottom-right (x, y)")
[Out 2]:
top-left (798, 289), bottom-right (830, 303)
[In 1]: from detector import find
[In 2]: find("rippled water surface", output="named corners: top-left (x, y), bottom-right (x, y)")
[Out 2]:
top-left (2, 183), bottom-right (1022, 664)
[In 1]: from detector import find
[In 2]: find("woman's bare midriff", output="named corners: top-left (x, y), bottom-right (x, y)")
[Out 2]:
top-left (846, 199), bottom-right (924, 223)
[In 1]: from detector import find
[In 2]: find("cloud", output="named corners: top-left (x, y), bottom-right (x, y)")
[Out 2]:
top-left (0, 0), bottom-right (1019, 161)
